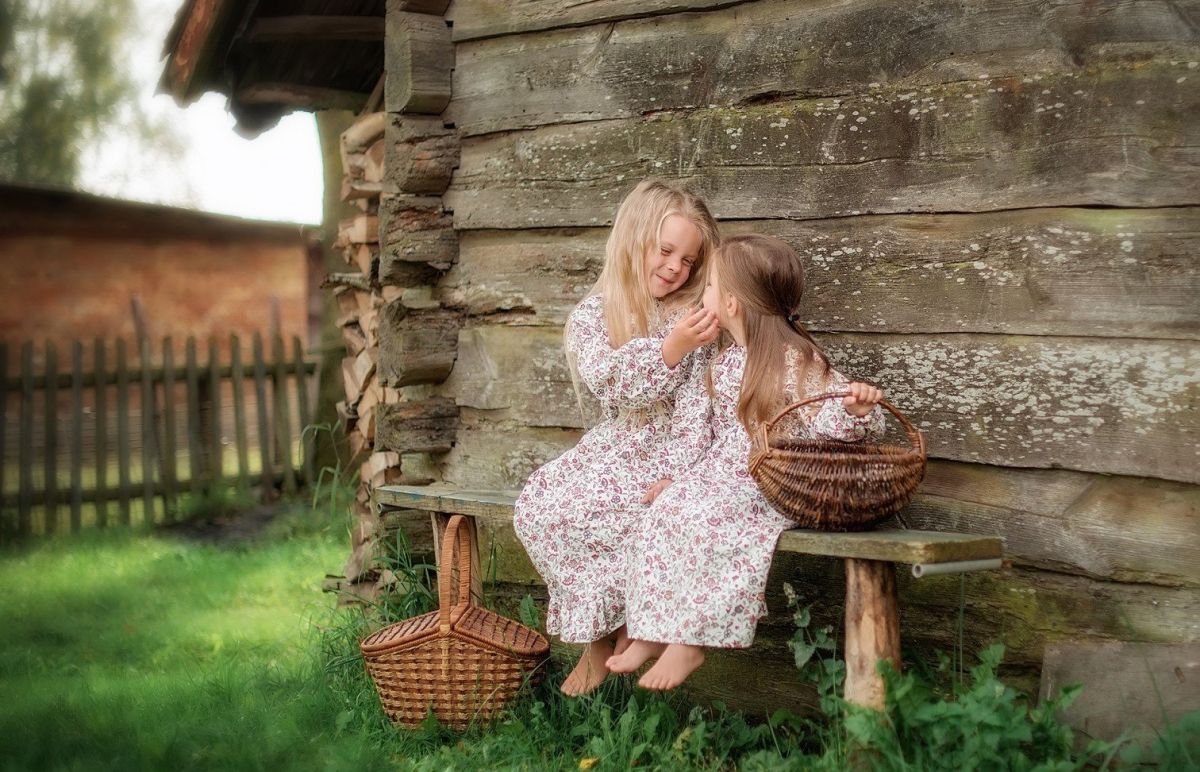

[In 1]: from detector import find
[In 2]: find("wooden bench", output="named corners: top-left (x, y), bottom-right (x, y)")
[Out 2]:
top-left (373, 484), bottom-right (1004, 711)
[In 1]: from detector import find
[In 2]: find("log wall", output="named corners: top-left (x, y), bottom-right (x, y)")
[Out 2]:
top-left (369, 0), bottom-right (1200, 702)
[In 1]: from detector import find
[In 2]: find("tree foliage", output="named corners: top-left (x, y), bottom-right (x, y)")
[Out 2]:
top-left (0, 0), bottom-right (143, 187)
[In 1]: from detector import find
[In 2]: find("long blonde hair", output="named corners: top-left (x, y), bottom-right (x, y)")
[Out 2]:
top-left (590, 178), bottom-right (720, 347)
top-left (714, 234), bottom-right (832, 431)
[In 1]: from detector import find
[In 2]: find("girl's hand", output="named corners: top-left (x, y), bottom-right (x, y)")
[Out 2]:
top-left (843, 382), bottom-right (884, 417)
top-left (662, 307), bottom-right (719, 367)
top-left (642, 478), bottom-right (673, 504)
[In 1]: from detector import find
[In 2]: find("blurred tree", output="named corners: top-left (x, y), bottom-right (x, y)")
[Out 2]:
top-left (0, 0), bottom-right (172, 188)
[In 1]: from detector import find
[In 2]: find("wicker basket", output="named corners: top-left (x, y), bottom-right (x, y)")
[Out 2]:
top-left (748, 392), bottom-right (927, 531)
top-left (360, 515), bottom-right (550, 730)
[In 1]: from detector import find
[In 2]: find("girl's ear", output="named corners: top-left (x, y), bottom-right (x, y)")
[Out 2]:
top-left (725, 290), bottom-right (740, 321)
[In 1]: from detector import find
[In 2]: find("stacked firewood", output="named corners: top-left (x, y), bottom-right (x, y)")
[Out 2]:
top-left (328, 2), bottom-right (461, 601)
top-left (327, 111), bottom-right (396, 589)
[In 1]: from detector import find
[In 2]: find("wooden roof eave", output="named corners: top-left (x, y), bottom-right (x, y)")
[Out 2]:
top-left (158, 0), bottom-right (247, 106)
top-left (159, 2), bottom-right (385, 135)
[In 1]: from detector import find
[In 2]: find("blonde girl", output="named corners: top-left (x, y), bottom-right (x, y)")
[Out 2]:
top-left (608, 234), bottom-right (886, 689)
top-left (513, 179), bottom-right (721, 696)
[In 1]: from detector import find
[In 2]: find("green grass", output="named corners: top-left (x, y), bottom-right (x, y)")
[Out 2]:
top-left (0, 502), bottom-right (386, 771)
top-left (2, 500), bottom-right (1196, 771)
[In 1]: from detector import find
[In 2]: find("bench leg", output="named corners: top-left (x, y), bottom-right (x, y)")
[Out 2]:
top-left (843, 558), bottom-right (901, 711)
top-left (430, 511), bottom-right (484, 606)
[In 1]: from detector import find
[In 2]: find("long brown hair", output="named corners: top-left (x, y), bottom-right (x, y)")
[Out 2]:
top-left (590, 178), bottom-right (720, 347)
top-left (714, 234), bottom-right (831, 431)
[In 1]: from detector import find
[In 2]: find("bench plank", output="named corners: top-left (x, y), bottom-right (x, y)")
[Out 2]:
top-left (374, 485), bottom-right (1004, 565)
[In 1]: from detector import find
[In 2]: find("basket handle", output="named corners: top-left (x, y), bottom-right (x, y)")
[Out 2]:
top-left (437, 515), bottom-right (475, 631)
top-left (754, 391), bottom-right (926, 457)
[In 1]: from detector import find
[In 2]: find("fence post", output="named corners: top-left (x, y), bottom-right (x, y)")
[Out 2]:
top-left (272, 335), bottom-right (297, 495)
top-left (116, 339), bottom-right (131, 526)
top-left (44, 342), bottom-right (58, 534)
top-left (292, 337), bottom-right (315, 488)
top-left (94, 339), bottom-right (108, 529)
top-left (252, 332), bottom-right (272, 501)
top-left (185, 336), bottom-right (203, 499)
top-left (206, 337), bottom-right (223, 492)
top-left (17, 342), bottom-right (33, 537)
top-left (0, 342), bottom-right (7, 532)
top-left (140, 338), bottom-right (157, 524)
top-left (70, 341), bottom-right (83, 532)
top-left (230, 334), bottom-right (250, 496)
top-left (161, 337), bottom-right (177, 521)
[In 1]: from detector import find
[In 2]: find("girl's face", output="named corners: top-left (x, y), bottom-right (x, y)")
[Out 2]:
top-left (703, 260), bottom-right (745, 343)
top-left (702, 263), bottom-right (724, 321)
top-left (644, 214), bottom-right (703, 299)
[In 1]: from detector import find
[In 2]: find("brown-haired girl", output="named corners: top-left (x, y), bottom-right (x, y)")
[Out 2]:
top-left (513, 179), bottom-right (721, 695)
top-left (607, 233), bottom-right (886, 689)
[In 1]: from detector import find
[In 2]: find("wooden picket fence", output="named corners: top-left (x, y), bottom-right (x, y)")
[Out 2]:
top-left (0, 333), bottom-right (318, 540)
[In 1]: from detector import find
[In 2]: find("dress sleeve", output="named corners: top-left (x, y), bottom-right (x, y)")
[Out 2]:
top-left (773, 355), bottom-right (886, 442)
top-left (805, 368), bottom-right (886, 442)
top-left (657, 344), bottom-right (716, 481)
top-left (566, 297), bottom-right (690, 410)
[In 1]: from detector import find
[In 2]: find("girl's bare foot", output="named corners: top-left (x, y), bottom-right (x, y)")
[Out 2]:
top-left (612, 625), bottom-right (631, 656)
top-left (638, 644), bottom-right (705, 690)
top-left (561, 640), bottom-right (614, 697)
top-left (605, 640), bottom-right (666, 673)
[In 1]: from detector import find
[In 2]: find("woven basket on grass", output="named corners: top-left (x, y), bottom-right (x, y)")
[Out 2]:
top-left (360, 515), bottom-right (550, 730)
top-left (748, 391), bottom-right (927, 531)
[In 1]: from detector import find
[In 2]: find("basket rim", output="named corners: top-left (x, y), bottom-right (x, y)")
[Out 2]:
top-left (360, 608), bottom-right (550, 659)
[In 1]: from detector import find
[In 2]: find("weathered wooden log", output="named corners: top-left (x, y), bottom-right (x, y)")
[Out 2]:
top-left (337, 214), bottom-right (379, 245)
top-left (442, 323), bottom-right (1198, 482)
top-left (1039, 642), bottom-right (1200, 743)
top-left (448, 0), bottom-right (1200, 135)
top-left (376, 396), bottom-right (459, 454)
top-left (437, 228), bottom-right (603, 322)
top-left (340, 178), bottom-right (386, 202)
top-left (900, 463), bottom-right (1200, 588)
top-left (384, 114), bottom-right (459, 194)
top-left (844, 560), bottom-right (902, 711)
top-left (440, 207), bottom-right (1200, 339)
top-left (385, 10), bottom-right (453, 114)
top-left (358, 307), bottom-right (380, 348)
top-left (441, 325), bottom-right (589, 428)
top-left (363, 138), bottom-right (386, 183)
top-left (378, 194), bottom-right (458, 278)
top-left (322, 272), bottom-right (372, 292)
top-left (447, 60), bottom-right (1200, 228)
top-left (343, 243), bottom-right (379, 277)
top-left (390, 0), bottom-right (451, 15)
top-left (341, 322), bottom-right (368, 356)
top-left (357, 379), bottom-right (383, 442)
top-left (445, 0), bottom-right (733, 41)
top-left (440, 419), bottom-right (580, 490)
top-left (377, 302), bottom-right (460, 386)
top-left (363, 450), bottom-right (403, 489)
top-left (340, 111), bottom-right (386, 171)
top-left (341, 347), bottom-right (378, 403)
top-left (823, 332), bottom-right (1199, 485)
top-left (334, 285), bottom-right (360, 317)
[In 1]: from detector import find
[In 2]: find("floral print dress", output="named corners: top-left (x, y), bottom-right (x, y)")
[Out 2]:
top-left (625, 343), bottom-right (885, 648)
top-left (513, 294), bottom-right (704, 643)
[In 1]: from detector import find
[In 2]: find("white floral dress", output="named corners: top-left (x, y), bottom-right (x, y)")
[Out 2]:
top-left (625, 344), bottom-right (885, 648)
top-left (513, 295), bottom-right (703, 643)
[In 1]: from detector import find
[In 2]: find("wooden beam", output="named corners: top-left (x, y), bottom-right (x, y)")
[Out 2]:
top-left (385, 11), bottom-right (453, 114)
top-left (245, 15), bottom-right (384, 43)
top-left (162, 0), bottom-right (240, 102)
top-left (373, 485), bottom-right (1005, 565)
top-left (236, 83), bottom-right (372, 111)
